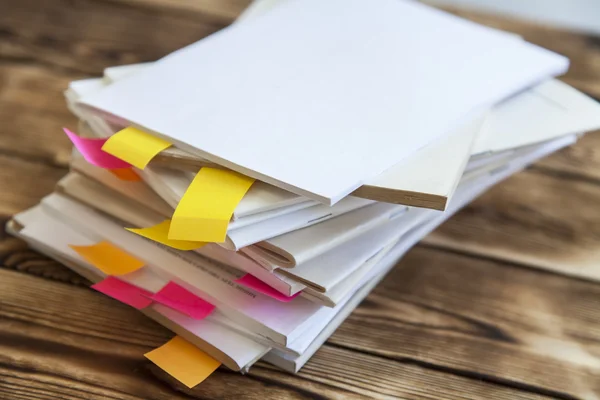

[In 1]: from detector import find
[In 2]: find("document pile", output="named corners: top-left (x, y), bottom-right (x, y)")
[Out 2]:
top-left (8, 0), bottom-right (600, 388)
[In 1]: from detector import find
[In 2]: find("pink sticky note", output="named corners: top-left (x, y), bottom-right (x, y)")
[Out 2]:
top-left (151, 282), bottom-right (215, 320)
top-left (92, 276), bottom-right (154, 309)
top-left (236, 274), bottom-right (300, 303)
top-left (63, 128), bottom-right (131, 169)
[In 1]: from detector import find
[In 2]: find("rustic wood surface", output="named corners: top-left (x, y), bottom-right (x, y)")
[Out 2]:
top-left (1, 0), bottom-right (600, 398)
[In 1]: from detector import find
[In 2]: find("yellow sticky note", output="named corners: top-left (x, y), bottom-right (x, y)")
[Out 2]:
top-left (69, 241), bottom-right (145, 275)
top-left (102, 126), bottom-right (172, 169)
top-left (169, 168), bottom-right (254, 242)
top-left (126, 220), bottom-right (205, 251)
top-left (145, 336), bottom-right (220, 388)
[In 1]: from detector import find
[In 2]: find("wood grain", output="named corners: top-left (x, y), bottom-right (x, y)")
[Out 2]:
top-left (2, 0), bottom-right (600, 97)
top-left (0, 63), bottom-right (77, 166)
top-left (0, 266), bottom-right (551, 400)
top-left (1, 0), bottom-right (600, 398)
top-left (0, 0), bottom-right (228, 75)
top-left (535, 132), bottom-right (600, 183)
top-left (330, 246), bottom-right (600, 400)
top-left (0, 235), bottom-right (87, 286)
top-left (0, 154), bottom-right (66, 216)
top-left (97, 0), bottom-right (252, 22)
top-left (424, 167), bottom-right (600, 281)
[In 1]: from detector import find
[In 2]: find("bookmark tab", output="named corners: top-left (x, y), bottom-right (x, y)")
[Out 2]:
top-left (92, 276), bottom-right (153, 309)
top-left (236, 274), bottom-right (300, 303)
top-left (145, 336), bottom-right (220, 388)
top-left (169, 168), bottom-right (255, 242)
top-left (151, 282), bottom-right (215, 320)
top-left (63, 128), bottom-right (131, 169)
top-left (69, 241), bottom-right (145, 275)
top-left (109, 168), bottom-right (142, 181)
top-left (102, 126), bottom-right (172, 169)
top-left (126, 220), bottom-right (205, 251)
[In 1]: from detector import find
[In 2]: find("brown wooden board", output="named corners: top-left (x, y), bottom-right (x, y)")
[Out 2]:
top-left (0, 0), bottom-right (230, 75)
top-left (331, 246), bottom-right (600, 399)
top-left (536, 132), bottom-right (600, 183)
top-left (1, 0), bottom-right (600, 398)
top-left (424, 165), bottom-right (600, 281)
top-left (0, 267), bottom-right (555, 400)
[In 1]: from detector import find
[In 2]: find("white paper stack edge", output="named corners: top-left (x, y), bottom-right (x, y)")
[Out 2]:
top-left (8, 0), bottom-right (600, 386)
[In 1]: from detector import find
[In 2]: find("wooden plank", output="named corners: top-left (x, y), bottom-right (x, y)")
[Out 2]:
top-left (0, 268), bottom-right (190, 400)
top-left (0, 0), bottom-right (238, 162)
top-left (535, 132), bottom-right (600, 183)
top-left (0, 0), bottom-right (227, 75)
top-left (95, 0), bottom-right (251, 23)
top-left (424, 168), bottom-right (600, 281)
top-left (0, 267), bottom-right (549, 400)
top-left (0, 154), bottom-right (66, 217)
top-left (0, 63), bottom-right (77, 166)
top-left (330, 245), bottom-right (600, 400)
top-left (1, 0), bottom-right (599, 99)
top-left (0, 235), bottom-right (86, 286)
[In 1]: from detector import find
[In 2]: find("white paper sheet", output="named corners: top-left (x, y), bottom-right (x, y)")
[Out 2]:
top-left (283, 213), bottom-right (424, 291)
top-left (79, 0), bottom-right (568, 204)
top-left (474, 79), bottom-right (600, 154)
top-left (250, 202), bottom-right (406, 267)
top-left (226, 197), bottom-right (373, 250)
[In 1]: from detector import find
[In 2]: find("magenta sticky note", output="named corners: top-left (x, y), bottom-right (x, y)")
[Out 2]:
top-left (92, 276), bottom-right (154, 309)
top-left (151, 282), bottom-right (215, 320)
top-left (236, 274), bottom-right (300, 303)
top-left (63, 128), bottom-right (131, 169)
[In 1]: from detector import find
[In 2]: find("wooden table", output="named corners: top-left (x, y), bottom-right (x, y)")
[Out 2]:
top-left (2, 1), bottom-right (600, 399)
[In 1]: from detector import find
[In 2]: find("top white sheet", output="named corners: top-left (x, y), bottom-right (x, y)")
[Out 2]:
top-left (79, 0), bottom-right (568, 204)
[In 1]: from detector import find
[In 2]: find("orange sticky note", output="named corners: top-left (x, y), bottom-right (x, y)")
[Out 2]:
top-left (126, 220), bottom-right (205, 251)
top-left (69, 241), bottom-right (145, 275)
top-left (145, 336), bottom-right (220, 388)
top-left (169, 168), bottom-right (255, 243)
top-left (109, 168), bottom-right (142, 181)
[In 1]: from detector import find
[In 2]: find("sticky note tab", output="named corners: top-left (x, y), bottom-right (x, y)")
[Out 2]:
top-left (236, 274), bottom-right (300, 302)
top-left (63, 128), bottom-right (131, 169)
top-left (102, 126), bottom-right (172, 169)
top-left (126, 220), bottom-right (205, 251)
top-left (92, 276), bottom-right (154, 309)
top-left (151, 282), bottom-right (215, 320)
top-left (145, 336), bottom-right (220, 388)
top-left (169, 168), bottom-right (255, 242)
top-left (109, 168), bottom-right (142, 181)
top-left (69, 241), bottom-right (145, 275)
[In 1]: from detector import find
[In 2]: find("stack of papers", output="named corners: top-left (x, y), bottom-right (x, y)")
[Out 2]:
top-left (9, 0), bottom-right (600, 388)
